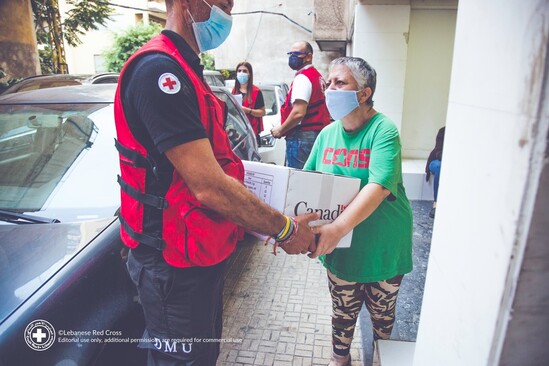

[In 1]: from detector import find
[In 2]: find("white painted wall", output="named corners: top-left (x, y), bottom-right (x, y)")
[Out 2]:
top-left (400, 10), bottom-right (456, 159)
top-left (413, 0), bottom-right (548, 365)
top-left (213, 0), bottom-right (338, 85)
top-left (353, 5), bottom-right (411, 132)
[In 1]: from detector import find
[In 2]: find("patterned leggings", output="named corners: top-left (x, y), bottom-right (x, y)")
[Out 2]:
top-left (327, 270), bottom-right (404, 356)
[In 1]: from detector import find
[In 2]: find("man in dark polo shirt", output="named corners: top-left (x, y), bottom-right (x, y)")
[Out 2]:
top-left (115, 1), bottom-right (319, 365)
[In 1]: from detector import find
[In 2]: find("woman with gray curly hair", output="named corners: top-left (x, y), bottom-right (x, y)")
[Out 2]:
top-left (305, 57), bottom-right (413, 365)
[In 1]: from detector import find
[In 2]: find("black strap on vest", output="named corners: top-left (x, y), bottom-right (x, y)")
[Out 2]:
top-left (119, 216), bottom-right (166, 251)
top-left (114, 139), bottom-right (159, 179)
top-left (117, 175), bottom-right (169, 210)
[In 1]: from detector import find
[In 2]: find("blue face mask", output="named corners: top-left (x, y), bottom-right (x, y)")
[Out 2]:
top-left (288, 54), bottom-right (305, 70)
top-left (189, 1), bottom-right (233, 52)
top-left (325, 89), bottom-right (361, 121)
top-left (236, 72), bottom-right (249, 85)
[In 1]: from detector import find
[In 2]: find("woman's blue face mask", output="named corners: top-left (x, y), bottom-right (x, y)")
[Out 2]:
top-left (324, 89), bottom-right (364, 121)
top-left (236, 72), bottom-right (249, 85)
top-left (189, 0), bottom-right (233, 52)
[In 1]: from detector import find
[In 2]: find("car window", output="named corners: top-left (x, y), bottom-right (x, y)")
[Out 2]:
top-left (0, 102), bottom-right (118, 221)
top-left (214, 92), bottom-right (248, 144)
top-left (261, 88), bottom-right (278, 116)
top-left (205, 75), bottom-right (224, 87)
top-left (92, 76), bottom-right (119, 84)
top-left (16, 80), bottom-right (82, 93)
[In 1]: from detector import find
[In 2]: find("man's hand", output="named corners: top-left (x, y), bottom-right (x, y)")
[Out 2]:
top-left (271, 99), bottom-right (308, 139)
top-left (279, 212), bottom-right (320, 255)
top-left (307, 223), bottom-right (346, 259)
top-left (271, 126), bottom-right (283, 139)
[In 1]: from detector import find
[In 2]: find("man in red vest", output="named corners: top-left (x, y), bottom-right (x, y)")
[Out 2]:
top-left (114, 1), bottom-right (318, 364)
top-left (271, 41), bottom-right (331, 168)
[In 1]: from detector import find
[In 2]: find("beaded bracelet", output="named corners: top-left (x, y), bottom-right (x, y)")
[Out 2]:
top-left (275, 215), bottom-right (292, 241)
top-left (277, 217), bottom-right (298, 245)
top-left (266, 217), bottom-right (299, 255)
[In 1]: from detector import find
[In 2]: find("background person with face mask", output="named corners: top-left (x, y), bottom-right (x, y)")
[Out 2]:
top-left (303, 57), bottom-right (413, 366)
top-left (271, 41), bottom-right (331, 169)
top-left (231, 61), bottom-right (265, 141)
top-left (114, 1), bottom-right (319, 365)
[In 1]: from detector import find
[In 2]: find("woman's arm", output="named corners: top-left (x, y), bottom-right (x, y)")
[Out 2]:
top-left (243, 105), bottom-right (266, 117)
top-left (308, 182), bottom-right (390, 258)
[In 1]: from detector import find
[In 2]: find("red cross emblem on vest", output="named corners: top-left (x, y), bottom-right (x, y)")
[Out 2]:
top-left (158, 73), bottom-right (181, 94)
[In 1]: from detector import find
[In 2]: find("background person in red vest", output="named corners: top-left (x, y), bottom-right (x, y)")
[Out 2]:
top-left (271, 41), bottom-right (331, 169)
top-left (114, 1), bottom-right (318, 365)
top-left (231, 61), bottom-right (265, 143)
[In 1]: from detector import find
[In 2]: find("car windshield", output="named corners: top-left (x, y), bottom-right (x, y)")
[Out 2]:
top-left (0, 102), bottom-right (119, 222)
top-left (260, 88), bottom-right (280, 116)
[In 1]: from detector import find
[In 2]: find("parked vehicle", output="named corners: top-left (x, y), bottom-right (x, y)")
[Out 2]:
top-left (1, 73), bottom-right (119, 95)
top-left (0, 83), bottom-right (260, 365)
top-left (203, 70), bottom-right (225, 88)
top-left (257, 84), bottom-right (287, 165)
top-left (257, 81), bottom-right (289, 100)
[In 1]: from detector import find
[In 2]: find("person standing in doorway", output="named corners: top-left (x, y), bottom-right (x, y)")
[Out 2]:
top-left (271, 41), bottom-right (331, 169)
top-left (114, 1), bottom-right (319, 365)
top-left (232, 61), bottom-right (265, 142)
top-left (425, 126), bottom-right (445, 218)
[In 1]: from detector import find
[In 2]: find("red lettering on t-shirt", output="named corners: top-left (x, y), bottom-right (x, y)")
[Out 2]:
top-left (322, 148), bottom-right (334, 164)
top-left (359, 149), bottom-right (370, 168)
top-left (321, 147), bottom-right (370, 168)
top-left (332, 148), bottom-right (347, 166)
top-left (345, 149), bottom-right (359, 168)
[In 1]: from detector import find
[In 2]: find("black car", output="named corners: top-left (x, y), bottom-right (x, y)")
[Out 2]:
top-left (0, 83), bottom-right (260, 365)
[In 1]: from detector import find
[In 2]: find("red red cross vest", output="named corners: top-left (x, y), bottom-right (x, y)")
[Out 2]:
top-left (114, 34), bottom-right (244, 268)
top-left (280, 66), bottom-right (331, 135)
top-left (242, 85), bottom-right (263, 136)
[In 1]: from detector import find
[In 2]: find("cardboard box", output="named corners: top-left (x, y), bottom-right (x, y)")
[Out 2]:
top-left (242, 161), bottom-right (361, 248)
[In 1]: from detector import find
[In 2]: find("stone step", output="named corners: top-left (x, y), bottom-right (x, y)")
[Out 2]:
top-left (373, 339), bottom-right (416, 366)
top-left (402, 159), bottom-right (434, 201)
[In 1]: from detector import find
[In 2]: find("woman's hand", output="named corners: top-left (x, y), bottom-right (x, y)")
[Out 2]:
top-left (308, 223), bottom-right (346, 259)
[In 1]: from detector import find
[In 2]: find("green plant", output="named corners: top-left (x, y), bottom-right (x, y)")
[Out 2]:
top-left (200, 52), bottom-right (215, 70)
top-left (31, 0), bottom-right (113, 74)
top-left (103, 22), bottom-right (163, 72)
top-left (0, 68), bottom-right (20, 93)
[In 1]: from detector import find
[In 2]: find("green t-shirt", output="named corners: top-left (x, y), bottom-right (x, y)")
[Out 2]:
top-left (303, 113), bottom-right (413, 282)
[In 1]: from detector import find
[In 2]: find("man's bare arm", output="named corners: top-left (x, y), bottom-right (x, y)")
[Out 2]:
top-left (165, 138), bottom-right (318, 243)
top-left (271, 99), bottom-right (308, 138)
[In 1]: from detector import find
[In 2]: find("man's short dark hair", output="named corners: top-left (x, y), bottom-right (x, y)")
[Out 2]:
top-left (303, 41), bottom-right (313, 54)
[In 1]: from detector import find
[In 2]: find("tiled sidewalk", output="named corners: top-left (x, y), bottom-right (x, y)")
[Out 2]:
top-left (218, 236), bottom-right (364, 365)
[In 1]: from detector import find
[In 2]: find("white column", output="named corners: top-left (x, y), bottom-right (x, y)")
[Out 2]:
top-left (413, 0), bottom-right (548, 365)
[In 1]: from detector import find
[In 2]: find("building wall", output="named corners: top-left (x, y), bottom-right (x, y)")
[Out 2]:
top-left (213, 0), bottom-right (340, 85)
top-left (0, 0), bottom-right (40, 79)
top-left (353, 5), bottom-right (411, 131)
top-left (400, 10), bottom-right (456, 159)
top-left (413, 0), bottom-right (548, 364)
top-left (60, 0), bottom-right (163, 74)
